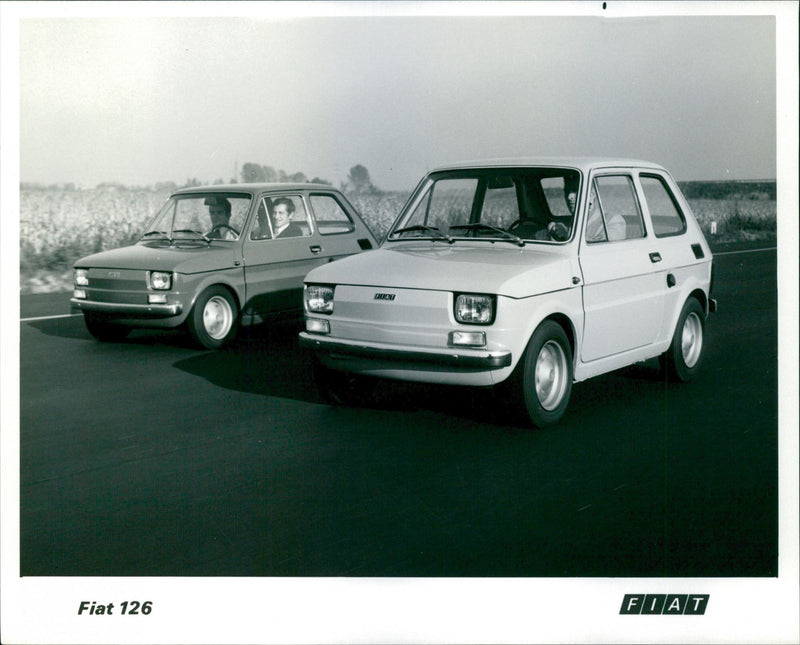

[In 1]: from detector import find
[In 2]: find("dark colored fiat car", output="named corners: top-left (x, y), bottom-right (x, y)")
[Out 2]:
top-left (71, 183), bottom-right (377, 348)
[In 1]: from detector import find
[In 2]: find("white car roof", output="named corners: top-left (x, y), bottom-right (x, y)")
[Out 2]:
top-left (428, 157), bottom-right (667, 174)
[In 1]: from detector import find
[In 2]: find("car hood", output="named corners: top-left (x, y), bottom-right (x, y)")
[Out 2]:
top-left (305, 243), bottom-right (578, 298)
top-left (73, 242), bottom-right (239, 275)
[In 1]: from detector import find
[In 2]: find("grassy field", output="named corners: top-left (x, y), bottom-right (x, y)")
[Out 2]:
top-left (18, 186), bottom-right (776, 294)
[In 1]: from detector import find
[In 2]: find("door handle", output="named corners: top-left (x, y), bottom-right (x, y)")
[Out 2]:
top-left (310, 245), bottom-right (322, 254)
top-left (649, 252), bottom-right (662, 263)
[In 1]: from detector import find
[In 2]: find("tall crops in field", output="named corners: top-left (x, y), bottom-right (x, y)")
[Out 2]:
top-left (20, 187), bottom-right (171, 273)
top-left (19, 185), bottom-right (776, 281)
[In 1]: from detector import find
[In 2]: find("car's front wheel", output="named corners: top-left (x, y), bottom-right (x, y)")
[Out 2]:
top-left (661, 297), bottom-right (705, 382)
top-left (519, 320), bottom-right (573, 428)
top-left (83, 312), bottom-right (131, 342)
top-left (187, 286), bottom-right (238, 349)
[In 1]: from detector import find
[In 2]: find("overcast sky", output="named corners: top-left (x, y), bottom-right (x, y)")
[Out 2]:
top-left (12, 5), bottom-right (781, 190)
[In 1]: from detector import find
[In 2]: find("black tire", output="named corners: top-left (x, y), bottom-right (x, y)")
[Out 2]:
top-left (83, 312), bottom-right (131, 342)
top-left (186, 286), bottom-right (238, 349)
top-left (312, 358), bottom-right (377, 407)
top-left (519, 320), bottom-right (574, 428)
top-left (661, 297), bottom-right (705, 382)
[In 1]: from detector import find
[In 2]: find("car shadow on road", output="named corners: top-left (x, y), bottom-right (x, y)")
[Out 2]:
top-left (169, 321), bottom-right (532, 427)
top-left (173, 321), bottom-right (671, 430)
top-left (27, 315), bottom-right (671, 429)
top-left (172, 321), bottom-right (325, 403)
top-left (25, 315), bottom-right (191, 345)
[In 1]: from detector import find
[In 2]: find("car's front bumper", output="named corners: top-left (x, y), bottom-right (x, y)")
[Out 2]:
top-left (70, 298), bottom-right (183, 318)
top-left (299, 332), bottom-right (512, 370)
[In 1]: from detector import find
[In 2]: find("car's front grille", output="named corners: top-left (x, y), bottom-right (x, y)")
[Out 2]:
top-left (85, 290), bottom-right (149, 305)
top-left (86, 268), bottom-right (147, 291)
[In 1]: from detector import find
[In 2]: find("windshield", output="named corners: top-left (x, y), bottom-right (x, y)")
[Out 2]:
top-left (142, 193), bottom-right (252, 242)
top-left (387, 168), bottom-right (580, 244)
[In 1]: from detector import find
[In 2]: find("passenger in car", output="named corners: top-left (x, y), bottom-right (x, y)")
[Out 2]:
top-left (585, 186), bottom-right (625, 242)
top-left (272, 197), bottom-right (305, 238)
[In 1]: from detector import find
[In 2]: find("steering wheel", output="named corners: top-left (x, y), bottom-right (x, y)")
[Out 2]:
top-left (209, 224), bottom-right (240, 237)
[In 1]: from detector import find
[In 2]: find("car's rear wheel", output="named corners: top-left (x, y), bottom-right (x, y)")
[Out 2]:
top-left (312, 358), bottom-right (377, 407)
top-left (661, 297), bottom-right (705, 382)
top-left (519, 320), bottom-right (573, 428)
top-left (187, 286), bottom-right (238, 349)
top-left (83, 312), bottom-right (131, 342)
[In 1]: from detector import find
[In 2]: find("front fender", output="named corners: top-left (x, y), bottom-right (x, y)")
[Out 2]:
top-left (178, 268), bottom-right (246, 316)
top-left (490, 286), bottom-right (584, 384)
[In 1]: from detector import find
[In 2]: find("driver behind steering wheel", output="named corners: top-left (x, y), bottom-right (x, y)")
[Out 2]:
top-left (534, 175), bottom-right (578, 242)
top-left (206, 196), bottom-right (235, 239)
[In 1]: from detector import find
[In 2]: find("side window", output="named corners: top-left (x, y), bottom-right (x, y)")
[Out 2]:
top-left (640, 174), bottom-right (687, 237)
top-left (586, 175), bottom-right (644, 243)
top-left (250, 195), bottom-right (311, 240)
top-left (310, 194), bottom-right (355, 235)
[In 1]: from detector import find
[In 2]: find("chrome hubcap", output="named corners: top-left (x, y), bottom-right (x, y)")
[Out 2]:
top-left (203, 296), bottom-right (233, 340)
top-left (535, 340), bottom-right (568, 411)
top-left (681, 312), bottom-right (703, 368)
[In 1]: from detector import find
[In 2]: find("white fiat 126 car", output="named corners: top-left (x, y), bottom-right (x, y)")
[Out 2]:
top-left (299, 159), bottom-right (716, 427)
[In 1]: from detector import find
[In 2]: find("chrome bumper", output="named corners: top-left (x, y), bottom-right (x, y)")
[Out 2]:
top-left (299, 332), bottom-right (512, 369)
top-left (70, 298), bottom-right (183, 317)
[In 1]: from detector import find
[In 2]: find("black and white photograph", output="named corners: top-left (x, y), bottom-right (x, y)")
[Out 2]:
top-left (1, 1), bottom-right (798, 643)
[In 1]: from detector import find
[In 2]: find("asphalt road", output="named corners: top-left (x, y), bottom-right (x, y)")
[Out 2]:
top-left (18, 244), bottom-right (778, 577)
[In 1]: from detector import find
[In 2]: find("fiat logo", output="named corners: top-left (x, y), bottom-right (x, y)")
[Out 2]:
top-left (107, 271), bottom-right (121, 278)
top-left (374, 293), bottom-right (396, 301)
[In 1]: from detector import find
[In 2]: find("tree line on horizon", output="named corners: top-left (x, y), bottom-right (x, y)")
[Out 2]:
top-left (20, 162), bottom-right (385, 195)
top-left (20, 169), bottom-right (776, 202)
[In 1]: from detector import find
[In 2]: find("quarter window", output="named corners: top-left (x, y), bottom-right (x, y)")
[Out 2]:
top-left (640, 174), bottom-right (687, 237)
top-left (310, 194), bottom-right (355, 235)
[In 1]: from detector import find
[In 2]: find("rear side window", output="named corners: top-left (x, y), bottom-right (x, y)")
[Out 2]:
top-left (640, 174), bottom-right (687, 237)
top-left (310, 194), bottom-right (355, 235)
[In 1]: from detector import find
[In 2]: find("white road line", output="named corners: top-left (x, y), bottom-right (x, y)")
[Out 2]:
top-left (20, 313), bottom-right (82, 323)
top-left (713, 246), bottom-right (777, 256)
top-left (19, 247), bottom-right (775, 322)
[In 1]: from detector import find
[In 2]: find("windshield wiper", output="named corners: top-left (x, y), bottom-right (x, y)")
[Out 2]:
top-left (172, 229), bottom-right (211, 243)
top-left (141, 230), bottom-right (172, 242)
top-left (390, 225), bottom-right (454, 243)
top-left (449, 223), bottom-right (525, 247)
